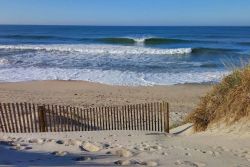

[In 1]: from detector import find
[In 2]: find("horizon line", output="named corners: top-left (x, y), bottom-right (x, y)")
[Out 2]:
top-left (0, 24), bottom-right (250, 27)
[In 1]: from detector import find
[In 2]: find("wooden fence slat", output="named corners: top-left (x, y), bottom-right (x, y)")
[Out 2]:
top-left (114, 106), bottom-right (117, 130)
top-left (80, 108), bottom-right (84, 131)
top-left (104, 107), bottom-right (108, 130)
top-left (27, 103), bottom-right (33, 132)
top-left (150, 103), bottom-right (154, 131)
top-left (133, 104), bottom-right (136, 130)
top-left (54, 105), bottom-right (58, 132)
top-left (123, 105), bottom-right (126, 130)
top-left (32, 104), bottom-right (38, 132)
top-left (107, 107), bottom-right (111, 130)
top-left (90, 108), bottom-right (93, 131)
top-left (112, 106), bottom-right (115, 130)
top-left (87, 108), bottom-right (90, 131)
top-left (131, 104), bottom-right (134, 130)
top-left (46, 105), bottom-right (51, 132)
top-left (0, 104), bottom-right (3, 132)
top-left (139, 104), bottom-right (142, 131)
top-left (11, 103), bottom-right (18, 133)
top-left (137, 104), bottom-right (140, 130)
top-left (0, 104), bottom-right (4, 132)
top-left (70, 107), bottom-right (73, 131)
top-left (0, 103), bottom-right (7, 132)
top-left (157, 102), bottom-right (160, 132)
top-left (61, 106), bottom-right (65, 131)
top-left (119, 106), bottom-right (121, 130)
top-left (97, 107), bottom-right (102, 130)
top-left (101, 107), bottom-right (104, 130)
top-left (20, 103), bottom-right (28, 133)
top-left (133, 105), bottom-right (137, 130)
top-left (52, 105), bottom-right (56, 132)
top-left (136, 104), bottom-right (139, 130)
top-left (23, 103), bottom-right (30, 133)
top-left (129, 104), bottom-right (134, 130)
top-left (38, 105), bottom-right (46, 132)
top-left (163, 102), bottom-right (169, 133)
top-left (7, 103), bottom-right (15, 132)
top-left (117, 106), bottom-right (121, 130)
top-left (83, 108), bottom-right (87, 131)
top-left (166, 102), bottom-right (170, 133)
top-left (3, 103), bottom-right (10, 132)
top-left (93, 107), bottom-right (96, 131)
top-left (111, 106), bottom-right (115, 130)
top-left (127, 105), bottom-right (130, 130)
top-left (123, 105), bottom-right (127, 130)
top-left (76, 107), bottom-right (79, 131)
top-left (160, 102), bottom-right (164, 132)
top-left (50, 105), bottom-right (53, 132)
top-left (115, 106), bottom-right (118, 130)
top-left (16, 103), bottom-right (23, 133)
top-left (147, 103), bottom-right (150, 131)
top-left (142, 104), bottom-right (145, 131)
top-left (154, 102), bottom-right (157, 131)
top-left (65, 106), bottom-right (69, 131)
top-left (145, 103), bottom-right (149, 131)
top-left (73, 107), bottom-right (77, 131)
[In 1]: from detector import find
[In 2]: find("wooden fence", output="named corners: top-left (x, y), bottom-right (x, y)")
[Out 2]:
top-left (0, 102), bottom-right (169, 133)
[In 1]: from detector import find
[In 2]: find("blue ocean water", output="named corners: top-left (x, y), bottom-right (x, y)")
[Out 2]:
top-left (0, 25), bottom-right (249, 85)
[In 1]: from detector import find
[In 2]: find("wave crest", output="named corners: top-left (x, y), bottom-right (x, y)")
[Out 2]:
top-left (0, 44), bottom-right (192, 55)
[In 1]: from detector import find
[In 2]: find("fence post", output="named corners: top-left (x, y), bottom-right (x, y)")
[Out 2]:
top-left (164, 102), bottom-right (170, 133)
top-left (38, 105), bottom-right (47, 132)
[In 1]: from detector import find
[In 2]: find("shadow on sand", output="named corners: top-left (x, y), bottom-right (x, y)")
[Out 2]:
top-left (0, 145), bottom-right (116, 167)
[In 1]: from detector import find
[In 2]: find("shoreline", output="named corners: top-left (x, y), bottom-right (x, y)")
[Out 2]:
top-left (0, 80), bottom-right (212, 125)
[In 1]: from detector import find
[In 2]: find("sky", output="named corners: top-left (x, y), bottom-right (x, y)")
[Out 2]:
top-left (0, 0), bottom-right (250, 26)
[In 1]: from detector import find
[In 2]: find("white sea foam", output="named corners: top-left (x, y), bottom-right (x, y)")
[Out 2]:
top-left (0, 44), bottom-right (192, 55)
top-left (0, 67), bottom-right (229, 86)
top-left (0, 58), bottom-right (9, 65)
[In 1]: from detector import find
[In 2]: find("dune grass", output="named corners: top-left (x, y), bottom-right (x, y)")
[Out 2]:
top-left (186, 65), bottom-right (250, 132)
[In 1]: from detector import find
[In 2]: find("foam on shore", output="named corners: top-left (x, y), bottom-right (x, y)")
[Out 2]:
top-left (0, 67), bottom-right (228, 85)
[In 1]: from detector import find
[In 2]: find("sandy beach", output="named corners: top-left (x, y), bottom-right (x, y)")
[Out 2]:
top-left (0, 125), bottom-right (249, 167)
top-left (0, 81), bottom-right (211, 126)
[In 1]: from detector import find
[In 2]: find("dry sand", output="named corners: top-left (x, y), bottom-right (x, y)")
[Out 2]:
top-left (0, 80), bottom-right (211, 125)
top-left (0, 125), bottom-right (249, 167)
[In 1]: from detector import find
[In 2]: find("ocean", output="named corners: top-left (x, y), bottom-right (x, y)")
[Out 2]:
top-left (0, 25), bottom-right (249, 85)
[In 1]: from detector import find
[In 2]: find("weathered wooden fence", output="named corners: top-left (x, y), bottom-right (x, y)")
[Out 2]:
top-left (0, 102), bottom-right (169, 133)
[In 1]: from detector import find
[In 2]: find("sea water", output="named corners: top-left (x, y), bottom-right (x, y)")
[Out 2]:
top-left (0, 25), bottom-right (249, 85)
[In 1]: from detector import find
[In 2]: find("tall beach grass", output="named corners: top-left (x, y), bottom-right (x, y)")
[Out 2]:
top-left (186, 64), bottom-right (250, 132)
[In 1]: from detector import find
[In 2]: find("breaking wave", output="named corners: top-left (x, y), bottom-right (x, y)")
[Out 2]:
top-left (0, 44), bottom-right (192, 55)
top-left (97, 37), bottom-right (191, 45)
top-left (0, 67), bottom-right (228, 86)
top-left (0, 35), bottom-right (198, 45)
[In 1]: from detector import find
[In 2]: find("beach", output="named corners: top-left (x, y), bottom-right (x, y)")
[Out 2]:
top-left (0, 25), bottom-right (249, 167)
top-left (0, 81), bottom-right (212, 126)
top-left (1, 126), bottom-right (250, 167)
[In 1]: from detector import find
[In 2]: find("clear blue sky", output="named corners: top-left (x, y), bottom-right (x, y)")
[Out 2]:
top-left (0, 0), bottom-right (250, 26)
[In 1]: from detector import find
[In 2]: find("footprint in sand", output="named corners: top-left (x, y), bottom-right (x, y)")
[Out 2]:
top-left (74, 156), bottom-right (92, 162)
top-left (175, 160), bottom-right (206, 167)
top-left (185, 152), bottom-right (191, 156)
